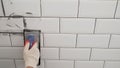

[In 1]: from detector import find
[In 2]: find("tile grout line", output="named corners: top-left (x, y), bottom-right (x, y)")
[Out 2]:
top-left (40, 0), bottom-right (42, 16)
top-left (113, 0), bottom-right (119, 18)
top-left (14, 59), bottom-right (17, 68)
top-left (89, 48), bottom-right (92, 61)
top-left (59, 18), bottom-right (61, 33)
top-left (1, 32), bottom-right (120, 35)
top-left (9, 33), bottom-right (13, 47)
top-left (103, 61), bottom-right (106, 68)
top-left (1, 0), bottom-right (6, 16)
top-left (108, 34), bottom-right (112, 48)
top-left (59, 48), bottom-right (60, 60)
top-left (93, 18), bottom-right (97, 34)
top-left (42, 33), bottom-right (45, 47)
top-left (1, 16), bottom-right (120, 19)
top-left (77, 0), bottom-right (80, 17)
top-left (74, 60), bottom-right (75, 68)
top-left (75, 34), bottom-right (78, 48)
top-left (44, 60), bottom-right (46, 68)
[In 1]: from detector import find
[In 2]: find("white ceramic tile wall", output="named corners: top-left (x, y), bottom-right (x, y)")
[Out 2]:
top-left (79, 0), bottom-right (116, 18)
top-left (45, 60), bottom-right (74, 68)
top-left (0, 0), bottom-right (4, 16)
top-left (0, 0), bottom-right (120, 68)
top-left (91, 49), bottom-right (120, 60)
top-left (75, 61), bottom-right (104, 68)
top-left (60, 48), bottom-right (90, 60)
top-left (0, 18), bottom-right (24, 32)
top-left (95, 19), bottom-right (120, 34)
top-left (109, 35), bottom-right (120, 48)
top-left (44, 34), bottom-right (76, 47)
top-left (0, 33), bottom-right (11, 46)
top-left (0, 60), bottom-right (15, 68)
top-left (41, 48), bottom-right (59, 59)
top-left (61, 18), bottom-right (95, 33)
top-left (10, 34), bottom-right (24, 46)
top-left (3, 0), bottom-right (41, 16)
top-left (0, 47), bottom-right (23, 59)
top-left (41, 0), bottom-right (78, 17)
top-left (26, 18), bottom-right (59, 33)
top-left (77, 34), bottom-right (110, 48)
top-left (104, 61), bottom-right (120, 68)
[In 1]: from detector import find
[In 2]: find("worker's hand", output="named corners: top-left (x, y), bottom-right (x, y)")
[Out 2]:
top-left (23, 40), bottom-right (40, 68)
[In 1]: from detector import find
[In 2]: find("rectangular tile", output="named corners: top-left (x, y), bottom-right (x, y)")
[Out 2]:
top-left (104, 61), bottom-right (120, 68)
top-left (77, 34), bottom-right (110, 48)
top-left (10, 34), bottom-right (24, 46)
top-left (41, 0), bottom-right (78, 17)
top-left (15, 60), bottom-right (44, 68)
top-left (3, 0), bottom-right (41, 16)
top-left (26, 18), bottom-right (59, 33)
top-left (60, 48), bottom-right (90, 60)
top-left (41, 48), bottom-right (59, 59)
top-left (61, 18), bottom-right (95, 33)
top-left (0, 0), bottom-right (4, 16)
top-left (0, 60), bottom-right (15, 68)
top-left (45, 60), bottom-right (74, 68)
top-left (0, 47), bottom-right (23, 59)
top-left (44, 34), bottom-right (76, 47)
top-left (95, 19), bottom-right (120, 34)
top-left (79, 0), bottom-right (116, 18)
top-left (0, 18), bottom-right (24, 32)
top-left (91, 49), bottom-right (120, 60)
top-left (0, 33), bottom-right (11, 46)
top-left (109, 35), bottom-right (120, 48)
top-left (75, 61), bottom-right (104, 68)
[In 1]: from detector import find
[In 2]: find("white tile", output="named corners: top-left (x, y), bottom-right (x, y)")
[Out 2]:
top-left (60, 48), bottom-right (90, 60)
top-left (104, 61), bottom-right (120, 68)
top-left (15, 60), bottom-right (24, 68)
top-left (15, 60), bottom-right (44, 68)
top-left (95, 19), bottom-right (120, 34)
top-left (79, 0), bottom-right (116, 18)
top-left (91, 49), bottom-right (120, 60)
top-left (0, 60), bottom-right (15, 68)
top-left (42, 0), bottom-right (78, 17)
top-left (110, 35), bottom-right (120, 48)
top-left (0, 0), bottom-right (4, 16)
top-left (41, 48), bottom-right (59, 59)
top-left (0, 33), bottom-right (11, 46)
top-left (75, 61), bottom-right (104, 68)
top-left (77, 34), bottom-right (110, 48)
top-left (26, 18), bottom-right (59, 33)
top-left (0, 18), bottom-right (24, 32)
top-left (115, 1), bottom-right (120, 18)
top-left (0, 47), bottom-right (23, 59)
top-left (10, 34), bottom-right (24, 46)
top-left (45, 60), bottom-right (74, 68)
top-left (3, 0), bottom-right (40, 16)
top-left (44, 34), bottom-right (76, 47)
top-left (61, 18), bottom-right (95, 33)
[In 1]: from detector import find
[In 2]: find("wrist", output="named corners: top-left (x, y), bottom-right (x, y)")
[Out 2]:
top-left (26, 66), bottom-right (33, 68)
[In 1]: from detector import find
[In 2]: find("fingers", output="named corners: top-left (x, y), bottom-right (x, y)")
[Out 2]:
top-left (33, 42), bottom-right (38, 48)
top-left (30, 42), bottom-right (39, 50)
top-left (24, 40), bottom-right (30, 51)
